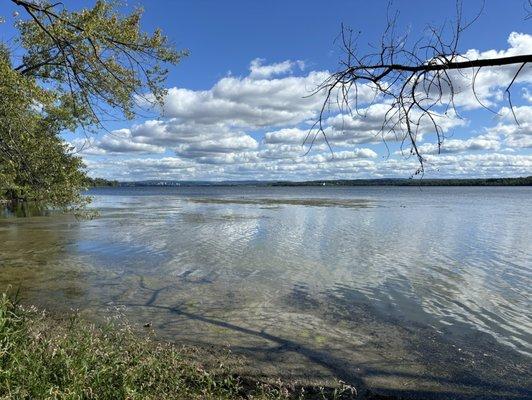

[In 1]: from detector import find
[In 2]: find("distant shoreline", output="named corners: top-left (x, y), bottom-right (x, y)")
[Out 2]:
top-left (88, 176), bottom-right (532, 187)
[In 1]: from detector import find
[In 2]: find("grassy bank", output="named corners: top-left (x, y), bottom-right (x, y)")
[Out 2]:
top-left (0, 293), bottom-right (356, 400)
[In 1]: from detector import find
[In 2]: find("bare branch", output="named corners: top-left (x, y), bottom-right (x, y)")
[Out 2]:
top-left (314, 1), bottom-right (531, 174)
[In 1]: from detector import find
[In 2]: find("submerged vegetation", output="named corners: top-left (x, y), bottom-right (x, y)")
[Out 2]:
top-left (0, 293), bottom-right (356, 400)
top-left (188, 197), bottom-right (375, 208)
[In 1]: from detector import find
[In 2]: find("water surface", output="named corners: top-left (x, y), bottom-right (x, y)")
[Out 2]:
top-left (1, 186), bottom-right (530, 398)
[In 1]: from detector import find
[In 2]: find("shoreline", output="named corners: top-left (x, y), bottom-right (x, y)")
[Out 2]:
top-left (6, 294), bottom-right (531, 400)
top-left (0, 293), bottom-right (374, 399)
top-left (88, 176), bottom-right (532, 188)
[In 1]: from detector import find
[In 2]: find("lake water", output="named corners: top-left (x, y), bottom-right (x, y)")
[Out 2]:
top-left (1, 186), bottom-right (531, 398)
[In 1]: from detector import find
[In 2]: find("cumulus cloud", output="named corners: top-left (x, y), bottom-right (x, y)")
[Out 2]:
top-left (258, 143), bottom-right (309, 159)
top-left (86, 151), bottom-right (531, 182)
top-left (328, 106), bottom-right (464, 144)
top-left (160, 71), bottom-right (330, 127)
top-left (488, 105), bottom-right (532, 148)
top-left (264, 104), bottom-right (465, 148)
top-left (424, 153), bottom-right (532, 176)
top-left (313, 149), bottom-right (378, 161)
top-left (416, 135), bottom-right (501, 155)
top-left (71, 129), bottom-right (166, 155)
top-left (78, 46), bottom-right (531, 181)
top-left (522, 88), bottom-right (532, 103)
top-left (175, 135), bottom-right (258, 158)
top-left (249, 58), bottom-right (305, 79)
top-left (436, 32), bottom-right (532, 109)
top-left (97, 129), bottom-right (166, 154)
top-left (264, 128), bottom-right (309, 144)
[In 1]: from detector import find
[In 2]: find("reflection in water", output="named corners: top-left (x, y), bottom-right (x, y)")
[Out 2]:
top-left (1, 201), bottom-right (49, 218)
top-left (0, 186), bottom-right (531, 399)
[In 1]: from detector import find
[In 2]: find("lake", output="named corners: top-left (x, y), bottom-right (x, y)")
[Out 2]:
top-left (1, 186), bottom-right (531, 399)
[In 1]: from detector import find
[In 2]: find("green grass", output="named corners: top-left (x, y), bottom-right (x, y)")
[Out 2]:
top-left (0, 292), bottom-right (356, 400)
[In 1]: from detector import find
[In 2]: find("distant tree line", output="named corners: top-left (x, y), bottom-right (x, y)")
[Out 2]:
top-left (270, 177), bottom-right (532, 187)
top-left (92, 176), bottom-right (532, 187)
top-left (84, 177), bottom-right (119, 187)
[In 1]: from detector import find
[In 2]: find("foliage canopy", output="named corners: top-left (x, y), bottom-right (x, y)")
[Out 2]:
top-left (0, 0), bottom-right (185, 210)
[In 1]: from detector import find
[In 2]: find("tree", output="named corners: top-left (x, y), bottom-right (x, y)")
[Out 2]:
top-left (1, 0), bottom-right (185, 209)
top-left (313, 1), bottom-right (531, 175)
top-left (0, 49), bottom-right (88, 210)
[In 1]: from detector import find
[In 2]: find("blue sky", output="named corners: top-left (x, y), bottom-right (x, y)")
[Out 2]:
top-left (2, 0), bottom-right (531, 180)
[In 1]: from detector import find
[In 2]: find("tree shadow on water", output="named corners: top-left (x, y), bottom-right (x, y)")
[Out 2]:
top-left (118, 287), bottom-right (531, 400)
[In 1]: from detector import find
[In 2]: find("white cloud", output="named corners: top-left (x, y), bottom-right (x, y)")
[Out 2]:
top-left (97, 129), bottom-right (166, 154)
top-left (416, 135), bottom-right (501, 155)
top-left (264, 128), bottom-right (309, 144)
top-left (489, 105), bottom-right (532, 148)
top-left (437, 32), bottom-right (532, 110)
top-left (249, 58), bottom-right (305, 79)
top-left (175, 135), bottom-right (258, 158)
top-left (425, 153), bottom-right (532, 176)
top-left (312, 149), bottom-right (378, 161)
top-left (79, 48), bottom-right (531, 181)
top-left (258, 143), bottom-right (309, 159)
top-left (264, 104), bottom-right (465, 148)
top-left (71, 129), bottom-right (166, 155)
top-left (160, 71), bottom-right (331, 128)
top-left (522, 88), bottom-right (532, 103)
top-left (86, 151), bottom-right (531, 182)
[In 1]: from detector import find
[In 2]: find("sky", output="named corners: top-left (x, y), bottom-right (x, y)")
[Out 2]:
top-left (2, 0), bottom-right (532, 181)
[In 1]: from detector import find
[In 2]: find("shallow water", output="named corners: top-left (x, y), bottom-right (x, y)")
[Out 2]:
top-left (1, 186), bottom-right (531, 398)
